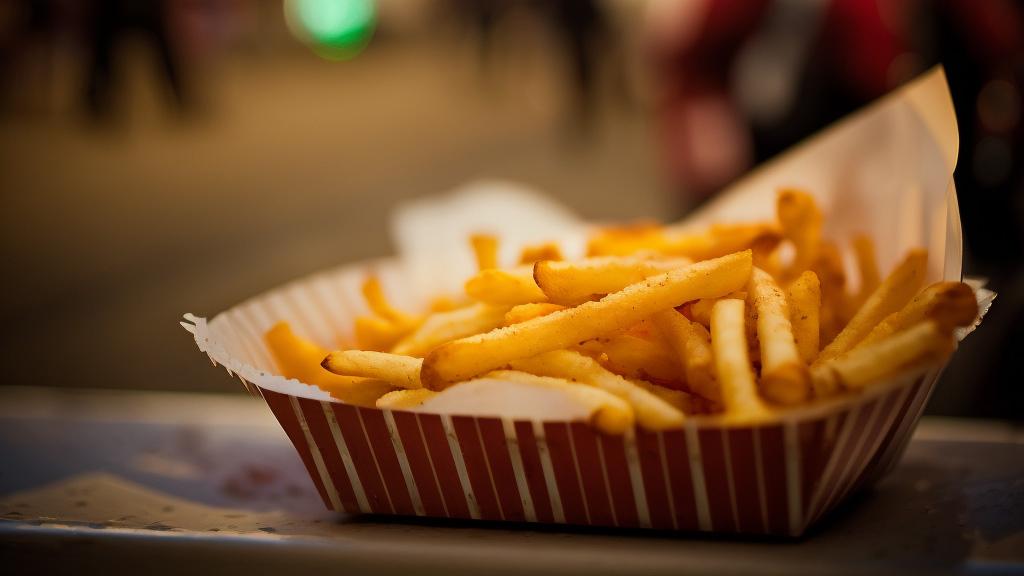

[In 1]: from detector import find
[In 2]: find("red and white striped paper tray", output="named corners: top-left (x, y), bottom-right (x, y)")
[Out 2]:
top-left (181, 257), bottom-right (973, 537)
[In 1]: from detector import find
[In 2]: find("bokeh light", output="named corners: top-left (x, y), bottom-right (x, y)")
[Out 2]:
top-left (284, 0), bottom-right (376, 60)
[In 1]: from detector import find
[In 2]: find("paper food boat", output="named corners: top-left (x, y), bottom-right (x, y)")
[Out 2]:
top-left (183, 68), bottom-right (990, 536)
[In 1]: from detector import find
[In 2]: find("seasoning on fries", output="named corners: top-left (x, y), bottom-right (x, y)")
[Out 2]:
top-left (265, 189), bottom-right (978, 433)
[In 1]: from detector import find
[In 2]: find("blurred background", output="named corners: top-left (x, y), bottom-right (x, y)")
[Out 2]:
top-left (0, 0), bottom-right (1021, 419)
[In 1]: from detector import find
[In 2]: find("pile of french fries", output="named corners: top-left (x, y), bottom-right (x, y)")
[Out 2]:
top-left (265, 190), bottom-right (978, 434)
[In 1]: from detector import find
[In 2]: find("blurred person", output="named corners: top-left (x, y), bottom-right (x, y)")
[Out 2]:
top-left (647, 0), bottom-right (1024, 418)
top-left (83, 0), bottom-right (189, 119)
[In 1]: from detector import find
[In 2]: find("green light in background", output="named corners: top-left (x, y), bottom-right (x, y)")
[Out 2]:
top-left (285, 0), bottom-right (376, 60)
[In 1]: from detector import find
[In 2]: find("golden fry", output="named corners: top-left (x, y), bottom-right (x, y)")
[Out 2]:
top-left (421, 251), bottom-right (753, 388)
top-left (710, 299), bottom-right (770, 421)
top-left (322, 350), bottom-right (423, 389)
top-left (686, 291), bottom-right (747, 327)
top-left (748, 267), bottom-right (809, 404)
top-left (518, 242), bottom-right (564, 264)
top-left (534, 256), bottom-right (691, 306)
top-left (587, 334), bottom-right (682, 385)
top-left (465, 266), bottom-right (547, 305)
top-left (777, 189), bottom-right (823, 278)
top-left (354, 315), bottom-right (413, 352)
top-left (852, 234), bottom-right (881, 304)
top-left (786, 270), bottom-right (821, 364)
top-left (488, 370), bottom-right (635, 434)
top-left (857, 281), bottom-right (977, 348)
top-left (510, 350), bottom-right (684, 430)
top-left (376, 389), bottom-right (437, 409)
top-left (391, 304), bottom-right (509, 358)
top-left (816, 249), bottom-right (928, 364)
top-left (361, 275), bottom-right (416, 325)
top-left (652, 309), bottom-right (720, 403)
top-left (811, 241), bottom-right (849, 345)
top-left (503, 303), bottom-right (567, 325)
top-left (811, 321), bottom-right (953, 396)
top-left (470, 233), bottom-right (499, 271)
top-left (265, 322), bottom-right (395, 406)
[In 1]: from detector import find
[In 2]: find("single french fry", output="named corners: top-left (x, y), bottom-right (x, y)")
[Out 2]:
top-left (471, 233), bottom-right (499, 270)
top-left (503, 302), bottom-right (567, 325)
top-left (421, 251), bottom-right (753, 387)
top-left (428, 296), bottom-right (461, 313)
top-left (687, 291), bottom-right (747, 327)
top-left (391, 304), bottom-right (509, 357)
top-left (748, 267), bottom-right (809, 404)
top-left (852, 234), bottom-right (881, 303)
top-left (376, 389), bottom-right (437, 409)
top-left (487, 370), bottom-right (635, 434)
top-left (811, 241), bottom-right (848, 345)
top-left (710, 299), bottom-right (771, 421)
top-left (322, 350), bottom-right (423, 389)
top-left (518, 242), bottom-right (564, 264)
top-left (652, 309), bottom-right (720, 403)
top-left (777, 189), bottom-right (823, 278)
top-left (361, 275), bottom-right (416, 325)
top-left (586, 222), bottom-right (666, 256)
top-left (588, 334), bottom-right (682, 385)
top-left (510, 350), bottom-right (684, 430)
top-left (786, 270), bottom-right (821, 364)
top-left (816, 249), bottom-right (928, 364)
top-left (465, 266), bottom-right (547, 305)
top-left (265, 322), bottom-right (395, 406)
top-left (587, 222), bottom-right (778, 261)
top-left (631, 379), bottom-right (715, 415)
top-left (533, 256), bottom-right (691, 305)
top-left (354, 315), bottom-right (413, 352)
top-left (856, 281), bottom-right (977, 348)
top-left (811, 321), bottom-right (954, 396)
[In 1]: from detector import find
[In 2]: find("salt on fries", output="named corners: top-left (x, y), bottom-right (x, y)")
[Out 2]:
top-left (265, 190), bottom-right (978, 434)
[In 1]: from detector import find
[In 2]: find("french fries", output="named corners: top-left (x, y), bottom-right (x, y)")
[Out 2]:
top-left (748, 267), bottom-right (810, 404)
top-left (510, 350), bottom-right (685, 430)
top-left (262, 191), bottom-right (976, 436)
top-left (421, 250), bottom-right (753, 387)
top-left (816, 249), bottom-right (928, 364)
top-left (534, 256), bottom-right (692, 305)
top-left (710, 299), bottom-right (770, 421)
top-left (652, 309), bottom-right (720, 403)
top-left (322, 350), bottom-right (423, 389)
top-left (465, 266), bottom-right (547, 305)
top-left (485, 370), bottom-right (635, 434)
top-left (786, 271), bottom-right (821, 364)
top-left (376, 389), bottom-right (437, 409)
top-left (391, 304), bottom-right (509, 357)
top-left (265, 322), bottom-right (396, 407)
top-left (811, 321), bottom-right (953, 396)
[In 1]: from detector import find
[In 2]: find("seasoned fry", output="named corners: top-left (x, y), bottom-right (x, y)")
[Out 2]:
top-left (376, 389), bottom-right (437, 409)
top-left (354, 315), bottom-right (413, 352)
top-left (465, 266), bottom-right (547, 305)
top-left (504, 303), bottom-right (567, 325)
top-left (816, 249), bottom-right (928, 364)
top-left (510, 350), bottom-right (685, 429)
top-left (748, 267), bottom-right (809, 404)
top-left (786, 271), bottom-right (821, 364)
top-left (421, 251), bottom-right (753, 388)
top-left (811, 321), bottom-right (954, 396)
top-left (322, 350), bottom-right (423, 389)
top-left (391, 304), bottom-right (509, 357)
top-left (857, 282), bottom-right (977, 348)
top-left (361, 275), bottom-right (416, 325)
top-left (487, 370), bottom-right (635, 434)
top-left (518, 242), bottom-right (564, 264)
top-left (265, 322), bottom-right (395, 406)
top-left (632, 379), bottom-right (715, 415)
top-left (470, 233), bottom-right (499, 270)
top-left (811, 241), bottom-right (848, 345)
top-left (652, 309), bottom-right (720, 403)
top-left (587, 222), bottom-right (779, 261)
top-left (586, 334), bottom-right (682, 385)
top-left (534, 256), bottom-right (691, 306)
top-left (852, 234), bottom-right (881, 303)
top-left (710, 299), bottom-right (770, 420)
top-left (685, 291), bottom-right (747, 327)
top-left (777, 189), bottom-right (823, 278)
